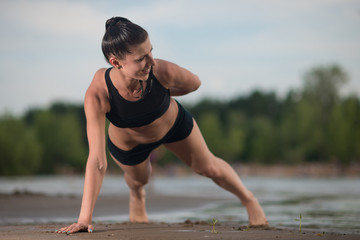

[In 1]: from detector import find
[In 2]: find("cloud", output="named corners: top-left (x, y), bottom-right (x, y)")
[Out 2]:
top-left (1, 0), bottom-right (106, 38)
top-left (121, 0), bottom-right (354, 28)
top-left (0, 0), bottom-right (359, 114)
top-left (0, 0), bottom-right (109, 114)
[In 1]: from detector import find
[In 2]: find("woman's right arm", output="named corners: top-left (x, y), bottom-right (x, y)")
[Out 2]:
top-left (56, 70), bottom-right (108, 234)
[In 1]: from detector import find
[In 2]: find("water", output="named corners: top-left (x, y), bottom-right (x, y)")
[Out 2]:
top-left (0, 175), bottom-right (359, 234)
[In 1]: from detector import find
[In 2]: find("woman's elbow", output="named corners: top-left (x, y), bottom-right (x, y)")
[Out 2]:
top-left (86, 156), bottom-right (107, 174)
top-left (97, 161), bottom-right (107, 174)
top-left (193, 75), bottom-right (201, 91)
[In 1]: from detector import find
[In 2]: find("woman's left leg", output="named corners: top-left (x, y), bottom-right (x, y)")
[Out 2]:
top-left (164, 120), bottom-right (268, 226)
top-left (110, 153), bottom-right (152, 223)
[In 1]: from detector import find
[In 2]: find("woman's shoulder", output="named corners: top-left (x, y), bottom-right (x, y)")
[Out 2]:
top-left (93, 68), bottom-right (108, 81)
top-left (86, 68), bottom-right (108, 95)
top-left (153, 59), bottom-right (178, 74)
top-left (84, 68), bottom-right (110, 114)
top-left (153, 59), bottom-right (181, 87)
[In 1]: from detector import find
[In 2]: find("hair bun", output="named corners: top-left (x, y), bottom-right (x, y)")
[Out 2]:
top-left (105, 17), bottom-right (131, 30)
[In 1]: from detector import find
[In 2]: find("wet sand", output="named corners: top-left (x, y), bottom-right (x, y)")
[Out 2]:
top-left (1, 192), bottom-right (359, 240)
top-left (0, 191), bottom-right (233, 224)
top-left (1, 222), bottom-right (359, 240)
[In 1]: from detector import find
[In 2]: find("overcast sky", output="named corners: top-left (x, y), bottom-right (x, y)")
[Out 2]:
top-left (1, 0), bottom-right (359, 115)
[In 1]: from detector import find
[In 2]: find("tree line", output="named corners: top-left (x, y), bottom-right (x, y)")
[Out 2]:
top-left (0, 64), bottom-right (359, 175)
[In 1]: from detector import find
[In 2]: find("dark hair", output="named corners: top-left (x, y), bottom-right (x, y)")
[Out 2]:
top-left (102, 17), bottom-right (148, 63)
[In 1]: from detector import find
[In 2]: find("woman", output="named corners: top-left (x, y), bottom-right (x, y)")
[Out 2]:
top-left (56, 17), bottom-right (267, 234)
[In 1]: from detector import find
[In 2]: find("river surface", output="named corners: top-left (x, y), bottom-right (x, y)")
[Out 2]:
top-left (0, 175), bottom-right (359, 234)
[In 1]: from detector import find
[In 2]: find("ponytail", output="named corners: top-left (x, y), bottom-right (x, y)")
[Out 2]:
top-left (102, 17), bottom-right (148, 63)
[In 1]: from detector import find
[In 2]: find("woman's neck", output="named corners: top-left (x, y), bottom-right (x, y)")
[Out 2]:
top-left (110, 68), bottom-right (146, 99)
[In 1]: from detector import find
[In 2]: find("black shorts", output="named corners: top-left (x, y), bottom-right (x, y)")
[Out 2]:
top-left (107, 101), bottom-right (193, 166)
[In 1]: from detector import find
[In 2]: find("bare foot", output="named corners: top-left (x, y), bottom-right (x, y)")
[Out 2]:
top-left (129, 189), bottom-right (149, 223)
top-left (243, 197), bottom-right (268, 226)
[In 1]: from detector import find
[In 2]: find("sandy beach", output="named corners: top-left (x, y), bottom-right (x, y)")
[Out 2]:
top-left (2, 222), bottom-right (360, 240)
top-left (1, 191), bottom-right (360, 240)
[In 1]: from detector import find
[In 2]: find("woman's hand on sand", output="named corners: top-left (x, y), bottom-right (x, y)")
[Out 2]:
top-left (55, 222), bottom-right (94, 234)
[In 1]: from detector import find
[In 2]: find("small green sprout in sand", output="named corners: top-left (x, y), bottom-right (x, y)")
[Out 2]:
top-left (294, 213), bottom-right (302, 232)
top-left (210, 218), bottom-right (219, 234)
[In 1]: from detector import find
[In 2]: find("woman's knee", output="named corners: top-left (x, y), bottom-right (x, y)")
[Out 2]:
top-left (123, 160), bottom-right (152, 190)
top-left (133, 176), bottom-right (150, 188)
top-left (125, 172), bottom-right (150, 190)
top-left (191, 157), bottom-right (223, 179)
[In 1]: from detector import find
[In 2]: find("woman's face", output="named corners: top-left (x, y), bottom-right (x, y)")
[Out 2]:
top-left (120, 36), bottom-right (155, 81)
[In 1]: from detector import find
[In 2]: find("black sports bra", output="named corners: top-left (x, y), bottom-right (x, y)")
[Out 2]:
top-left (105, 67), bottom-right (170, 128)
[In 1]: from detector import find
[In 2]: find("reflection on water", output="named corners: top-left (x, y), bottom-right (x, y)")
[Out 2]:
top-left (0, 175), bottom-right (359, 234)
top-left (151, 176), bottom-right (360, 234)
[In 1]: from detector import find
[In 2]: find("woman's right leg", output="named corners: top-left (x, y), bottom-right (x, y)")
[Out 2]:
top-left (111, 154), bottom-right (152, 223)
top-left (164, 120), bottom-right (268, 226)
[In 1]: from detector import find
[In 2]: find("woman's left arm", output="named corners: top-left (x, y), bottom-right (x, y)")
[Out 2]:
top-left (154, 59), bottom-right (201, 96)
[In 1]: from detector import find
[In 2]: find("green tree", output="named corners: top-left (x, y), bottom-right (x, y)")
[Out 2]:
top-left (198, 112), bottom-right (225, 157)
top-left (249, 117), bottom-right (279, 164)
top-left (279, 98), bottom-right (324, 163)
top-left (301, 65), bottom-right (349, 160)
top-left (303, 64), bottom-right (348, 110)
top-left (228, 91), bottom-right (283, 122)
top-left (33, 111), bottom-right (87, 173)
top-left (329, 96), bottom-right (360, 165)
top-left (222, 111), bottom-right (245, 161)
top-left (0, 115), bottom-right (42, 175)
top-left (197, 111), bottom-right (245, 162)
